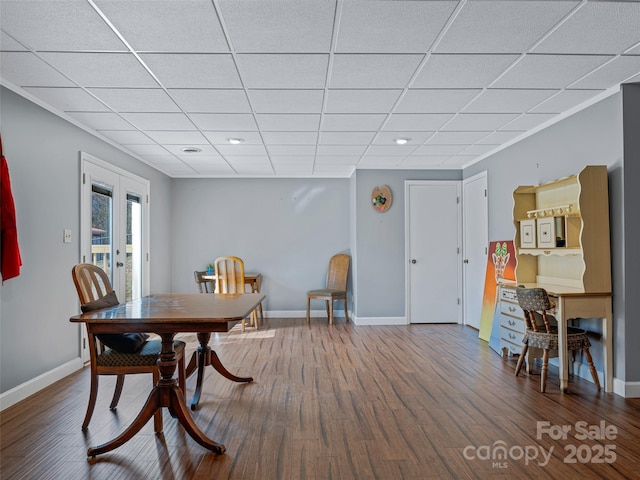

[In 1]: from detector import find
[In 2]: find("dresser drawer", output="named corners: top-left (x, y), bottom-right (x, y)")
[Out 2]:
top-left (500, 314), bottom-right (525, 332)
top-left (500, 300), bottom-right (523, 318)
top-left (501, 327), bottom-right (523, 345)
top-left (500, 286), bottom-right (518, 303)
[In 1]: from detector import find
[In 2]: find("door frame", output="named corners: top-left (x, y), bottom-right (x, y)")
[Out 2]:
top-left (79, 152), bottom-right (150, 361)
top-left (404, 180), bottom-right (463, 325)
top-left (462, 171), bottom-right (488, 329)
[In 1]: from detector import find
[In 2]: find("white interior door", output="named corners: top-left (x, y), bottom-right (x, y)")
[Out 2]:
top-left (462, 172), bottom-right (488, 330)
top-left (406, 181), bottom-right (462, 324)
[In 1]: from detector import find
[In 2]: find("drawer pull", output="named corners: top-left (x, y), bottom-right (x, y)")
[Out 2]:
top-left (508, 320), bottom-right (516, 326)
top-left (509, 333), bottom-right (516, 339)
top-left (509, 306), bottom-right (516, 312)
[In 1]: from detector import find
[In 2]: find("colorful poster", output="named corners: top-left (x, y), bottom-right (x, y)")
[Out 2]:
top-left (479, 241), bottom-right (516, 342)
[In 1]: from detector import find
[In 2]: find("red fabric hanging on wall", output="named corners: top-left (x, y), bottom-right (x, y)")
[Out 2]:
top-left (0, 134), bottom-right (23, 283)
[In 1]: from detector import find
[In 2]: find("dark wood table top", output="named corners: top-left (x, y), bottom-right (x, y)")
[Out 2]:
top-left (70, 293), bottom-right (265, 334)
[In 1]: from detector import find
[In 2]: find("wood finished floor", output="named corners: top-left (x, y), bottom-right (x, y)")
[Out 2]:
top-left (2, 318), bottom-right (640, 480)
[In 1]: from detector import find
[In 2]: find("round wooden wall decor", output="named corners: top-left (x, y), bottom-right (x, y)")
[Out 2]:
top-left (371, 185), bottom-right (392, 213)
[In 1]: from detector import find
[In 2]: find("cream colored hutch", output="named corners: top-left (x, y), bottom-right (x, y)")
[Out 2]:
top-left (499, 165), bottom-right (613, 392)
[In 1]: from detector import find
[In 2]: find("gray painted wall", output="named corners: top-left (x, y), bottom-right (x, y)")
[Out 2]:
top-left (169, 177), bottom-right (351, 312)
top-left (464, 91), bottom-right (635, 383)
top-left (353, 169), bottom-right (461, 318)
top-left (0, 87), bottom-right (173, 393)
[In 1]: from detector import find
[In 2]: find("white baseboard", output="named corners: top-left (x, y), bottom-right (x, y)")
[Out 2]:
top-left (613, 379), bottom-right (640, 398)
top-left (351, 316), bottom-right (407, 326)
top-left (0, 358), bottom-right (83, 411)
top-left (264, 309), bottom-right (350, 319)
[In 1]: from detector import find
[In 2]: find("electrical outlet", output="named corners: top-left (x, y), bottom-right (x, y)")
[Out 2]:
top-left (64, 229), bottom-right (72, 243)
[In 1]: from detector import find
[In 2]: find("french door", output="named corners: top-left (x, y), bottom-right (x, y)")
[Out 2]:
top-left (80, 153), bottom-right (150, 361)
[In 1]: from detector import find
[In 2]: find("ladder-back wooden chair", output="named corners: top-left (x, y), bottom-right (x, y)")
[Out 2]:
top-left (194, 270), bottom-right (215, 293)
top-left (71, 263), bottom-right (186, 432)
top-left (515, 287), bottom-right (600, 393)
top-left (214, 256), bottom-right (258, 331)
top-left (306, 253), bottom-right (350, 325)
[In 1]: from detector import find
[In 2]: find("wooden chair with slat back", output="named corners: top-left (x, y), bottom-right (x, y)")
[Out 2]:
top-left (514, 287), bottom-right (600, 393)
top-left (214, 256), bottom-right (258, 332)
top-left (71, 263), bottom-right (186, 432)
top-left (194, 270), bottom-right (215, 293)
top-left (306, 254), bottom-right (350, 325)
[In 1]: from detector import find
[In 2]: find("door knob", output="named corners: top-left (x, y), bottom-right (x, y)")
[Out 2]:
top-left (463, 259), bottom-right (469, 264)
top-left (116, 262), bottom-right (124, 267)
top-left (411, 259), bottom-right (417, 264)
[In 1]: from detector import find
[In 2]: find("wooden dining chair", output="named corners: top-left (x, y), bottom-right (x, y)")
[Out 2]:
top-left (71, 263), bottom-right (186, 432)
top-left (514, 287), bottom-right (600, 393)
top-left (194, 270), bottom-right (215, 293)
top-left (214, 256), bottom-right (258, 331)
top-left (306, 253), bottom-right (350, 325)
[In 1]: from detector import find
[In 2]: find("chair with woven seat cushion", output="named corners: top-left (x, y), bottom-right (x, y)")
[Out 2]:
top-left (71, 263), bottom-right (186, 432)
top-left (514, 287), bottom-right (600, 393)
top-left (306, 253), bottom-right (350, 325)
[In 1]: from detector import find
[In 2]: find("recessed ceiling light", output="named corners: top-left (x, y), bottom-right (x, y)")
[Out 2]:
top-left (227, 138), bottom-right (244, 144)
top-left (180, 147), bottom-right (202, 153)
top-left (394, 138), bottom-right (410, 145)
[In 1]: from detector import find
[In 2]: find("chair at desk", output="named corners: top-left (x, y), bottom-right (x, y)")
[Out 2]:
top-left (514, 287), bottom-right (600, 393)
top-left (71, 263), bottom-right (186, 432)
top-left (214, 256), bottom-right (258, 331)
top-left (306, 253), bottom-right (350, 325)
top-left (194, 270), bottom-right (215, 293)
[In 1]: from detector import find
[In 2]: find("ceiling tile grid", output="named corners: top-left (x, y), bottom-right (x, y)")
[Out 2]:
top-left (1, 0), bottom-right (639, 177)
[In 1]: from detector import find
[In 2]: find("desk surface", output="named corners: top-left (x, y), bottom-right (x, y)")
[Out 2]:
top-left (70, 293), bottom-right (265, 334)
top-left (500, 281), bottom-right (611, 297)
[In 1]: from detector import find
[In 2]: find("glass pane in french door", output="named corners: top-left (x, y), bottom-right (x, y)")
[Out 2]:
top-left (126, 193), bottom-right (142, 301)
top-left (91, 184), bottom-right (113, 283)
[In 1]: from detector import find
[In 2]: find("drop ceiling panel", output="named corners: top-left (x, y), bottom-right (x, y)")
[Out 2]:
top-left (335, 1), bottom-right (457, 53)
top-left (320, 131), bottom-right (377, 145)
top-left (463, 89), bottom-right (559, 113)
top-left (144, 131), bottom-right (208, 145)
top-left (530, 89), bottom-right (604, 113)
top-left (395, 89), bottom-right (481, 114)
top-left (98, 130), bottom-right (156, 145)
top-left (139, 54), bottom-right (241, 88)
top-left (190, 114), bottom-right (258, 131)
top-left (169, 89), bottom-right (251, 113)
top-left (120, 112), bottom-right (195, 130)
top-left (267, 146), bottom-right (317, 156)
top-left (413, 54), bottom-right (520, 88)
top-left (22, 87), bottom-right (110, 112)
top-left (2, 0), bottom-right (640, 178)
top-left (38, 52), bottom-right (158, 88)
top-left (262, 132), bottom-right (318, 145)
top-left (322, 114), bottom-right (387, 131)
top-left (532, 2), bottom-right (640, 55)
top-left (570, 56), bottom-right (640, 89)
top-left (0, 52), bottom-right (75, 87)
top-left (236, 54), bottom-right (329, 88)
top-left (492, 54), bottom-right (613, 89)
top-left (383, 114), bottom-right (453, 131)
top-left (434, 1), bottom-right (578, 54)
top-left (329, 54), bottom-right (424, 88)
top-left (65, 112), bottom-right (134, 130)
top-left (218, 0), bottom-right (335, 53)
top-left (247, 90), bottom-right (325, 114)
top-left (87, 88), bottom-right (180, 112)
top-left (325, 90), bottom-right (403, 114)
top-left (94, 0), bottom-right (229, 53)
top-left (0, 1), bottom-right (126, 51)
top-left (256, 114), bottom-right (321, 131)
top-left (500, 113), bottom-right (557, 131)
top-left (204, 131), bottom-right (263, 145)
